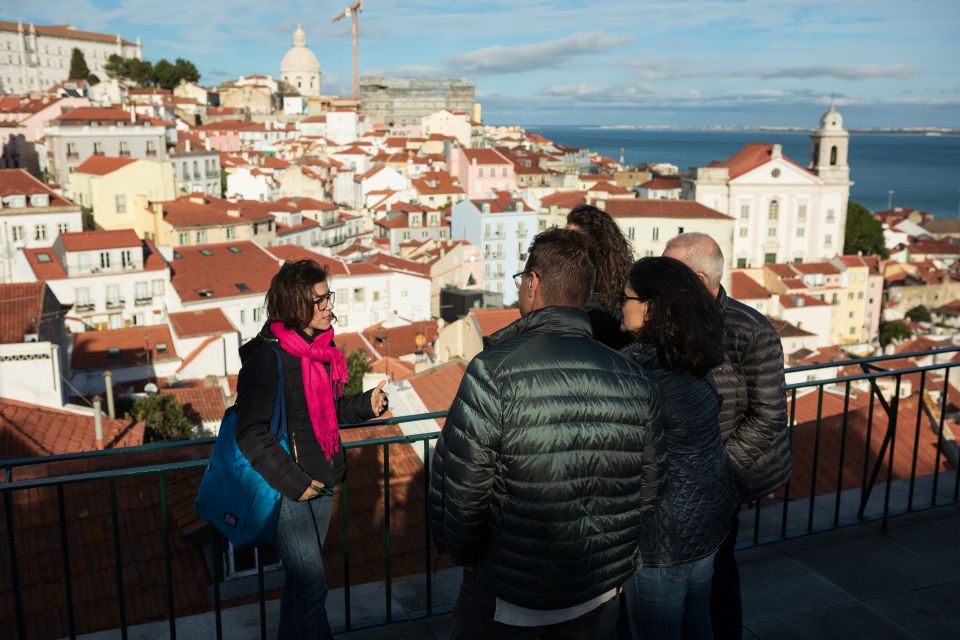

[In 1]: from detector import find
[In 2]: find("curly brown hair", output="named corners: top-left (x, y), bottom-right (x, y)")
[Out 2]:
top-left (266, 259), bottom-right (330, 329)
top-left (567, 204), bottom-right (635, 309)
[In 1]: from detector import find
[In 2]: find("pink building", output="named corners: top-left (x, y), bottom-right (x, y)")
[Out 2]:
top-left (448, 147), bottom-right (516, 199)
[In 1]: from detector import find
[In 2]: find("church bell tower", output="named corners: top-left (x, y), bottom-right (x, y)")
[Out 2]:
top-left (809, 98), bottom-right (850, 185)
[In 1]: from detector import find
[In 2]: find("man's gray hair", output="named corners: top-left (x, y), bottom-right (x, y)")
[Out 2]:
top-left (663, 232), bottom-right (724, 291)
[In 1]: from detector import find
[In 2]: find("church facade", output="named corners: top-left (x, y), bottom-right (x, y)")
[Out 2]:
top-left (683, 103), bottom-right (852, 269)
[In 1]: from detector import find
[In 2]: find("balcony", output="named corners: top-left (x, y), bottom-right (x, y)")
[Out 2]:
top-left (119, 150), bottom-right (131, 158)
top-left (146, 149), bottom-right (158, 157)
top-left (134, 296), bottom-right (153, 306)
top-left (1, 349), bottom-right (958, 639)
top-left (74, 302), bottom-right (95, 313)
top-left (66, 152), bottom-right (80, 160)
top-left (105, 298), bottom-right (126, 309)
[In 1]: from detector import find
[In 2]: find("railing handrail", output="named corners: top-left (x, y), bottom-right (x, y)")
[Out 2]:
top-left (2, 347), bottom-right (958, 473)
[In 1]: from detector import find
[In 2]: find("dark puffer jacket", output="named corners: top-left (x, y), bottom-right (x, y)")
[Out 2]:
top-left (715, 287), bottom-right (790, 501)
top-left (235, 324), bottom-right (375, 501)
top-left (622, 342), bottom-right (738, 566)
top-left (583, 293), bottom-right (633, 351)
top-left (429, 306), bottom-right (666, 610)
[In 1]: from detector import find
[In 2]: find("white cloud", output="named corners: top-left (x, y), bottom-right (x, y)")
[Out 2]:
top-left (447, 31), bottom-right (633, 75)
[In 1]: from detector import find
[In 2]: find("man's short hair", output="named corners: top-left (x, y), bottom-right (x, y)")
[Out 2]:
top-left (663, 232), bottom-right (724, 291)
top-left (526, 228), bottom-right (596, 308)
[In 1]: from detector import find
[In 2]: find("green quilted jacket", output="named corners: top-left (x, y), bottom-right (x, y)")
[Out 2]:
top-left (428, 306), bottom-right (666, 609)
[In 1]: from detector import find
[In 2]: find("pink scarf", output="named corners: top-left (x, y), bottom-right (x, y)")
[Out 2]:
top-left (270, 321), bottom-right (349, 460)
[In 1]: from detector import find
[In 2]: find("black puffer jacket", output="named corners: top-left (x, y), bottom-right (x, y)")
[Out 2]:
top-left (429, 306), bottom-right (666, 610)
top-left (622, 342), bottom-right (738, 566)
top-left (714, 287), bottom-right (790, 501)
top-left (235, 324), bottom-right (375, 501)
top-left (584, 293), bottom-right (633, 351)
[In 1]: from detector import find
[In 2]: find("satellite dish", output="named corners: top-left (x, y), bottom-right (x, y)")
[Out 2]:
top-left (144, 383), bottom-right (159, 395)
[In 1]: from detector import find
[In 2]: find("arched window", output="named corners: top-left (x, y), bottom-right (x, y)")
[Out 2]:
top-left (830, 145), bottom-right (838, 166)
top-left (769, 199), bottom-right (779, 221)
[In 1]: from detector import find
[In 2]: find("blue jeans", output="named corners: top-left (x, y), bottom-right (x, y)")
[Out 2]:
top-left (274, 495), bottom-right (334, 640)
top-left (625, 551), bottom-right (717, 640)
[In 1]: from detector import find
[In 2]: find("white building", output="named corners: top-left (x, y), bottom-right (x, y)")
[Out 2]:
top-left (451, 192), bottom-right (537, 305)
top-left (0, 168), bottom-right (83, 283)
top-left (0, 20), bottom-right (141, 95)
top-left (280, 25), bottom-right (321, 98)
top-left (682, 103), bottom-right (851, 269)
top-left (17, 229), bottom-right (171, 331)
top-left (226, 166), bottom-right (280, 202)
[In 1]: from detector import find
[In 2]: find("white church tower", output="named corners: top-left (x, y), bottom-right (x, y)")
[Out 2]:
top-left (810, 98), bottom-right (851, 186)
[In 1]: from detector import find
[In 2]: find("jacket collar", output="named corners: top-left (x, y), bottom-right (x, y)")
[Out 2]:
top-left (716, 284), bottom-right (729, 311)
top-left (485, 306), bottom-right (592, 348)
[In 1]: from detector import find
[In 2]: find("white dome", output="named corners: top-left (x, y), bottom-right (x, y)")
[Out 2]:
top-left (281, 25), bottom-right (321, 74)
top-left (818, 99), bottom-right (844, 130)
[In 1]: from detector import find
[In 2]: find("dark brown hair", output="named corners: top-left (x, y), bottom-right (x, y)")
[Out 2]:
top-left (567, 204), bottom-right (634, 309)
top-left (626, 256), bottom-right (723, 377)
top-left (525, 228), bottom-right (596, 308)
top-left (266, 259), bottom-right (329, 329)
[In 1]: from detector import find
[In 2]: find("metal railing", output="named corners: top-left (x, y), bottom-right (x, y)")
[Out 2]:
top-left (2, 349), bottom-right (959, 639)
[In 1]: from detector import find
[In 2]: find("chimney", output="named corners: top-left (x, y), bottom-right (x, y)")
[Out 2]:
top-left (93, 396), bottom-right (104, 450)
top-left (771, 144), bottom-right (782, 160)
top-left (103, 371), bottom-right (116, 418)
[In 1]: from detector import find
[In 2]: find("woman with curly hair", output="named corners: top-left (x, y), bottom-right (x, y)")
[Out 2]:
top-left (566, 204), bottom-right (635, 349)
top-left (619, 256), bottom-right (739, 640)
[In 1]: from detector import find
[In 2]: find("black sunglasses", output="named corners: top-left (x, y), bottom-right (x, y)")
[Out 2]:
top-left (617, 292), bottom-right (644, 307)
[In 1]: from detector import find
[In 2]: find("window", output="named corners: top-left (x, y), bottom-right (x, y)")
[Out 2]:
top-left (119, 141), bottom-right (129, 157)
top-left (830, 146), bottom-right (838, 166)
top-left (478, 168), bottom-right (484, 178)
top-left (797, 204), bottom-right (807, 222)
top-left (34, 224), bottom-right (47, 241)
top-left (66, 142), bottom-right (78, 158)
top-left (240, 310), bottom-right (246, 324)
top-left (652, 227), bottom-right (659, 241)
top-left (253, 308), bottom-right (262, 322)
top-left (36, 252), bottom-right (52, 263)
top-left (93, 142), bottom-right (104, 156)
top-left (226, 227), bottom-right (236, 239)
top-left (106, 284), bottom-right (121, 303)
top-left (677, 227), bottom-right (684, 235)
top-left (57, 223), bottom-right (69, 234)
top-left (179, 231), bottom-right (190, 245)
top-left (740, 204), bottom-right (750, 220)
top-left (135, 282), bottom-right (148, 301)
top-left (739, 227), bottom-right (748, 238)
top-left (121, 250), bottom-right (132, 268)
top-left (825, 234), bottom-right (833, 247)
top-left (253, 223), bottom-right (259, 235)
top-left (737, 258), bottom-right (748, 268)
top-left (115, 194), bottom-right (126, 214)
top-left (627, 227), bottom-right (635, 240)
top-left (858, 292), bottom-right (864, 300)
top-left (146, 140), bottom-right (156, 156)
top-left (764, 253), bottom-right (777, 264)
top-left (768, 200), bottom-right (779, 221)
top-left (196, 230), bottom-right (207, 243)
top-left (826, 209), bottom-right (835, 223)
top-left (797, 227), bottom-right (805, 238)
top-left (767, 227), bottom-right (777, 238)
top-left (848, 311), bottom-right (855, 319)
top-left (11, 225), bottom-right (23, 242)
top-left (100, 252), bottom-right (111, 269)
top-left (848, 292), bottom-right (854, 300)
top-left (353, 288), bottom-right (364, 303)
top-left (502, 167), bottom-right (508, 177)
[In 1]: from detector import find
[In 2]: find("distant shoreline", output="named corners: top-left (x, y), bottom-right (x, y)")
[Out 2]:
top-left (519, 125), bottom-right (960, 137)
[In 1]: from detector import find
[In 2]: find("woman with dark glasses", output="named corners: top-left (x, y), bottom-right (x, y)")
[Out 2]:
top-left (619, 256), bottom-right (738, 640)
top-left (235, 259), bottom-right (389, 639)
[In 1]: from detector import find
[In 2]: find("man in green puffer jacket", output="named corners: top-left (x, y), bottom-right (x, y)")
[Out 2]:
top-left (429, 228), bottom-right (666, 639)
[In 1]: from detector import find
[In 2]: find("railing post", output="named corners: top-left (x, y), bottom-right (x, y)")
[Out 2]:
top-left (882, 375), bottom-right (903, 530)
top-left (4, 488), bottom-right (26, 640)
top-left (383, 443), bottom-right (392, 622)
top-left (833, 382), bottom-right (852, 528)
top-left (423, 438), bottom-right (433, 616)
top-left (108, 478), bottom-right (129, 640)
top-left (342, 467), bottom-right (352, 630)
top-left (908, 371), bottom-right (927, 512)
top-left (57, 485), bottom-right (77, 639)
top-left (159, 472), bottom-right (177, 639)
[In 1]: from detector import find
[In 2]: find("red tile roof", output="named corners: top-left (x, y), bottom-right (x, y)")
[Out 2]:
top-left (0, 396), bottom-right (143, 459)
top-left (470, 308), bottom-right (520, 335)
top-left (361, 321), bottom-right (439, 359)
top-left (406, 360), bottom-right (468, 427)
top-left (170, 241), bottom-right (277, 302)
top-left (731, 272), bottom-right (771, 300)
top-left (0, 21), bottom-right (134, 45)
top-left (160, 194), bottom-right (275, 228)
top-left (21, 247), bottom-right (67, 279)
top-left (58, 229), bottom-right (140, 252)
top-left (72, 325), bottom-right (179, 370)
top-left (793, 262), bottom-right (842, 276)
top-left (588, 181), bottom-right (632, 195)
top-left (540, 190), bottom-right (588, 208)
top-left (72, 156), bottom-right (138, 176)
top-left (168, 308), bottom-right (235, 338)
top-left (0, 168), bottom-right (74, 206)
top-left (462, 148), bottom-right (512, 166)
top-left (0, 282), bottom-right (48, 343)
top-left (471, 191), bottom-right (535, 213)
top-left (780, 293), bottom-right (829, 309)
top-left (640, 177), bottom-right (682, 190)
top-left (264, 245), bottom-right (351, 276)
top-left (709, 143), bottom-right (816, 180)
top-left (160, 386), bottom-right (227, 424)
top-left (370, 357), bottom-right (416, 380)
top-left (53, 106), bottom-right (136, 124)
top-left (364, 253), bottom-right (431, 277)
top-left (605, 199), bottom-right (731, 220)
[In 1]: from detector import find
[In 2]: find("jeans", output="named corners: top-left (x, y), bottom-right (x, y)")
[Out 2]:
top-left (449, 569), bottom-right (616, 640)
top-left (274, 495), bottom-right (334, 640)
top-left (625, 551), bottom-right (717, 640)
top-left (710, 512), bottom-right (742, 640)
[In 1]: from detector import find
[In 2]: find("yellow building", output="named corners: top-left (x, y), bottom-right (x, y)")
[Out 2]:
top-left (70, 156), bottom-right (177, 238)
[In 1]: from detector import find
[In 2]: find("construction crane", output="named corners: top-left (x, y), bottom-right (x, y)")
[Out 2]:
top-left (332, 0), bottom-right (363, 100)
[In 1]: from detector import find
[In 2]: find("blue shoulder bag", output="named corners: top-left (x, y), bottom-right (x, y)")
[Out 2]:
top-left (195, 347), bottom-right (289, 548)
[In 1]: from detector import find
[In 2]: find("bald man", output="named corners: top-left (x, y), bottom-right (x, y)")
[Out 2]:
top-left (664, 233), bottom-right (789, 640)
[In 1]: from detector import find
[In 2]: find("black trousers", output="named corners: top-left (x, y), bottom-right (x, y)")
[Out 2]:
top-left (449, 570), bottom-right (617, 640)
top-left (710, 512), bottom-right (743, 640)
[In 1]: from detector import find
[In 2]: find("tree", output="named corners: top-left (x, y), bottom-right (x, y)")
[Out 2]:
top-left (104, 53), bottom-right (201, 88)
top-left (173, 58), bottom-right (200, 84)
top-left (905, 305), bottom-right (932, 323)
top-left (879, 320), bottom-right (912, 347)
top-left (132, 393), bottom-right (195, 442)
top-left (345, 350), bottom-right (371, 395)
top-left (68, 48), bottom-right (90, 80)
top-left (104, 54), bottom-right (126, 79)
top-left (844, 200), bottom-right (889, 258)
top-left (86, 73), bottom-right (100, 85)
top-left (153, 58), bottom-right (177, 90)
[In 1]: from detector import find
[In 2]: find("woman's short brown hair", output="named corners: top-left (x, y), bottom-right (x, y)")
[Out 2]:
top-left (266, 259), bottom-right (329, 329)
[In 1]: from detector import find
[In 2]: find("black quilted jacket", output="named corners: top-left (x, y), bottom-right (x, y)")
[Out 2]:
top-left (714, 287), bottom-right (791, 501)
top-left (623, 342), bottom-right (738, 566)
top-left (429, 306), bottom-right (666, 609)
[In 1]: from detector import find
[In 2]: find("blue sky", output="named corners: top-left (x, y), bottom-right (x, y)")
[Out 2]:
top-left (6, 0), bottom-right (959, 127)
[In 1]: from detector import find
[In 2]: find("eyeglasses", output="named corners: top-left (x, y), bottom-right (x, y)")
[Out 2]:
top-left (618, 292), bottom-right (644, 307)
top-left (513, 270), bottom-right (536, 289)
top-left (313, 291), bottom-right (335, 307)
